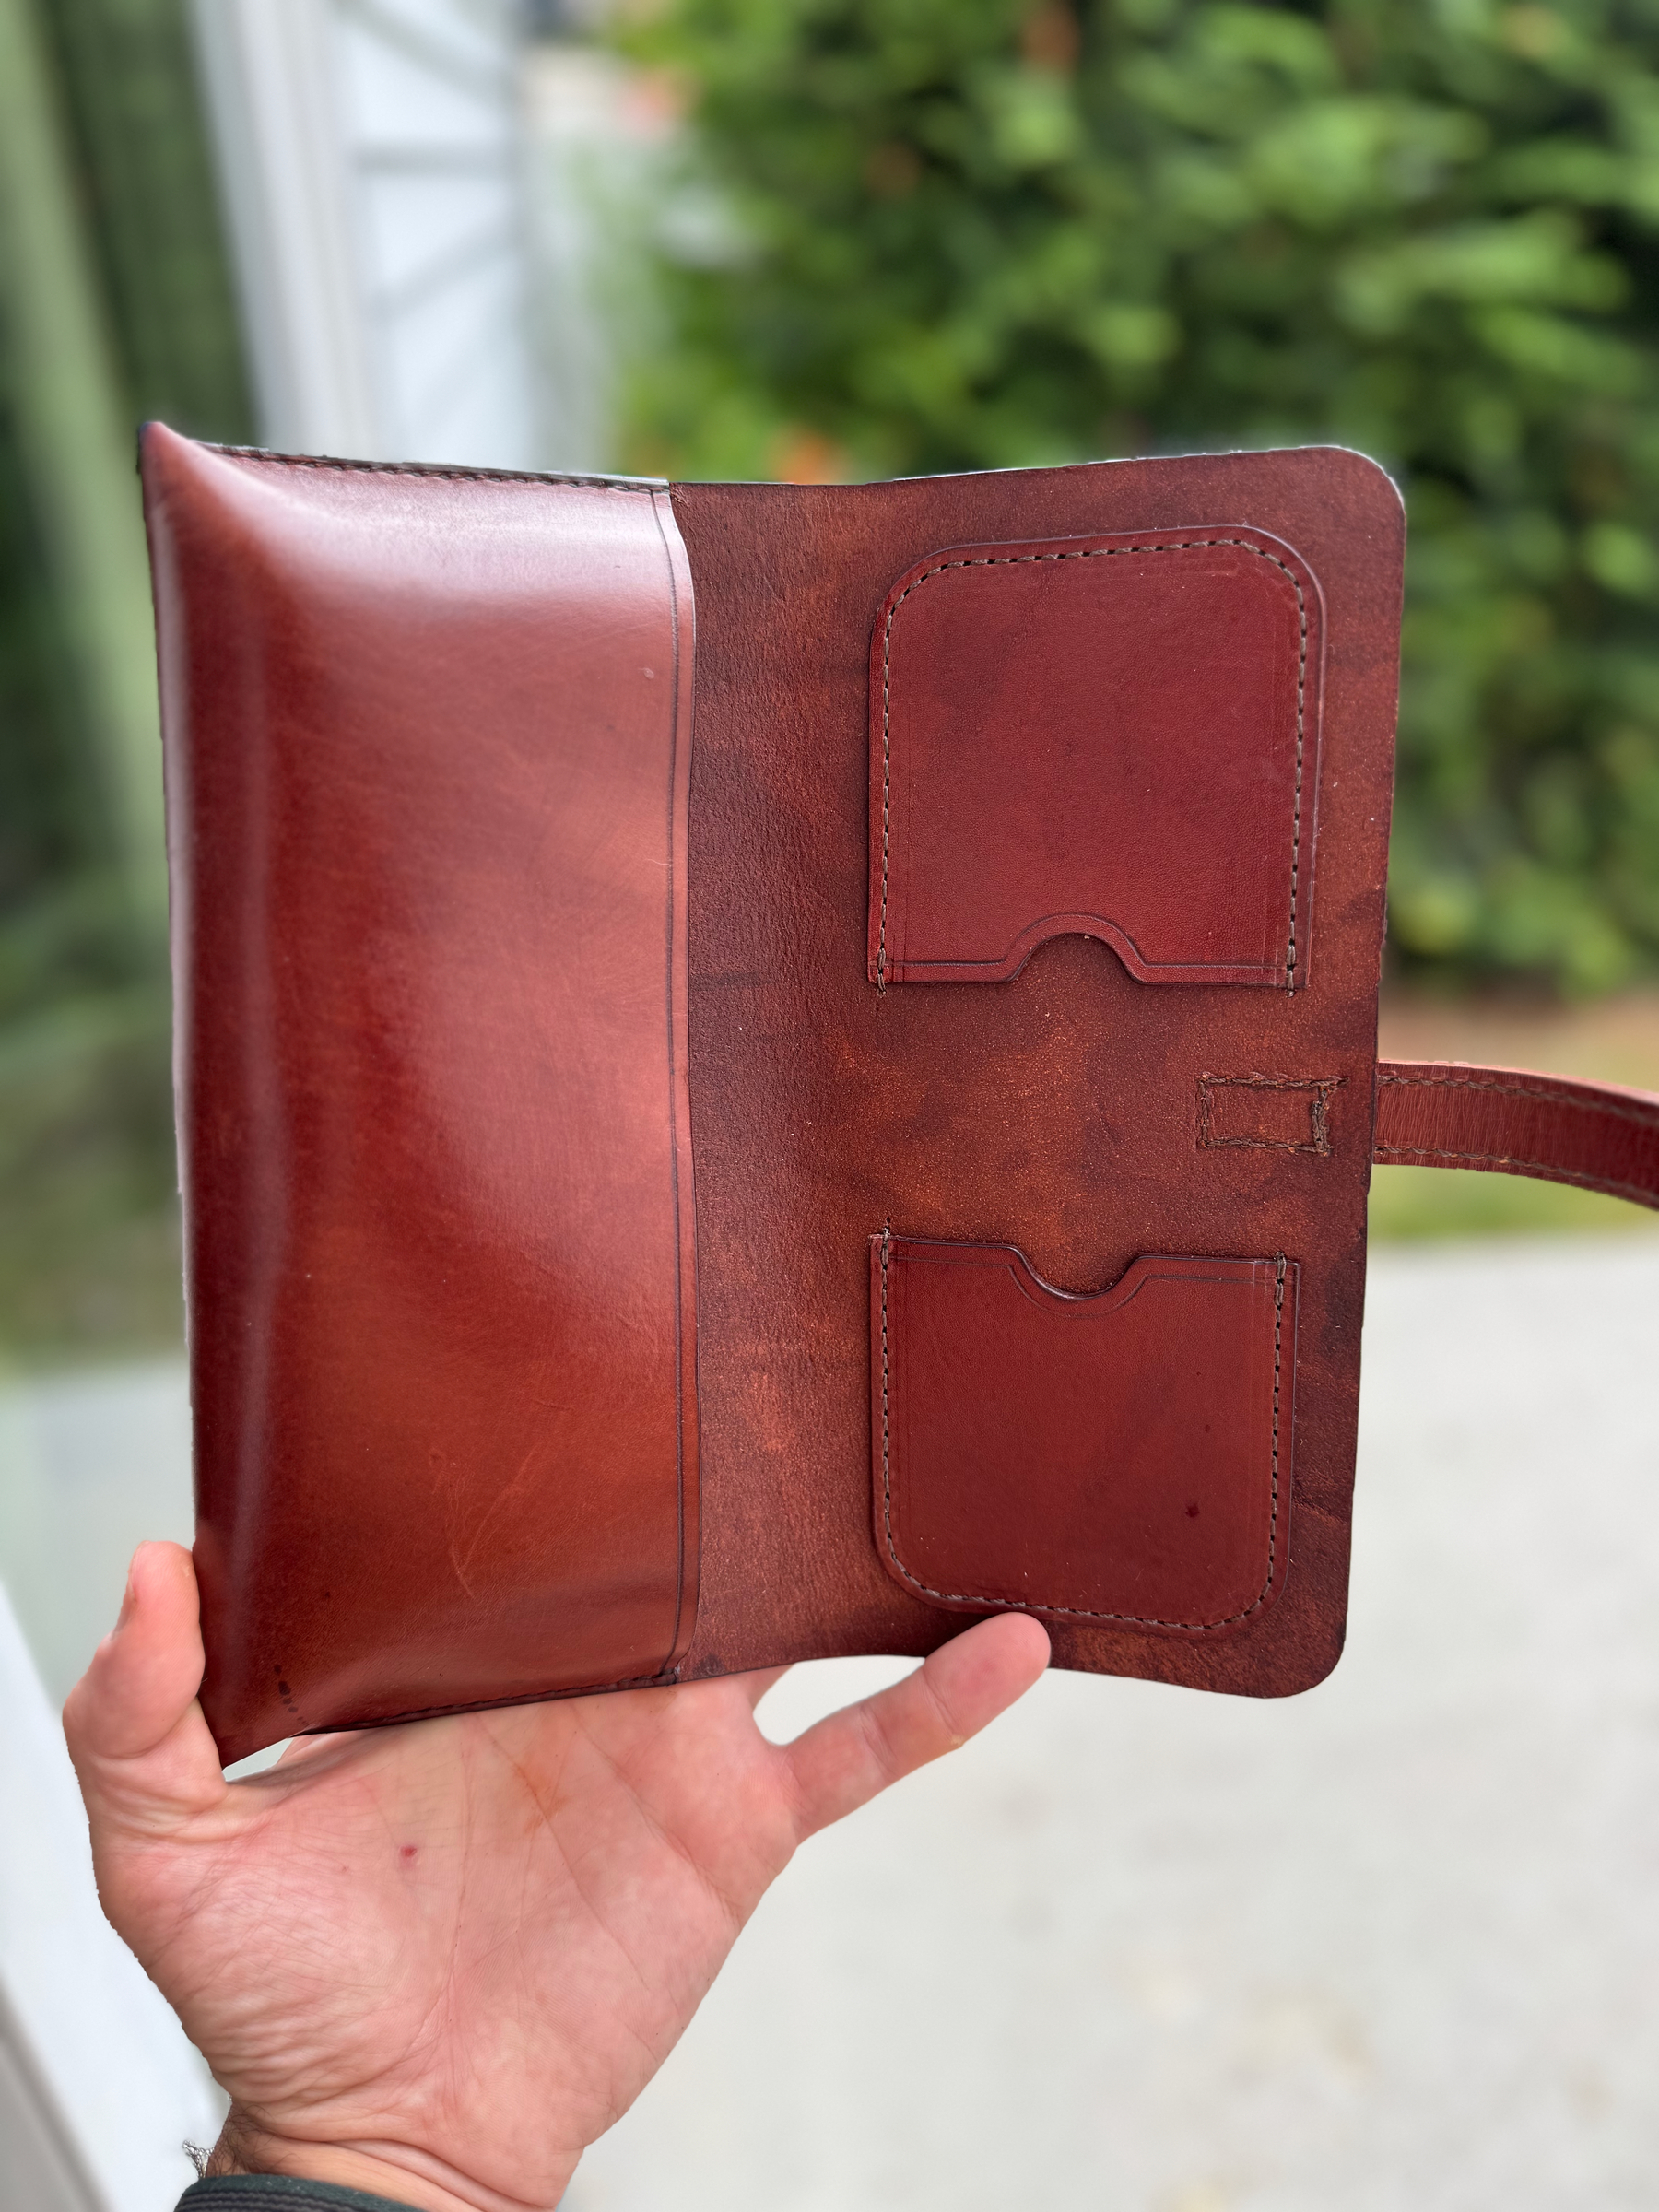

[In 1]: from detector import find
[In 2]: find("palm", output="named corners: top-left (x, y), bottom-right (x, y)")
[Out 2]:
top-left (124, 1679), bottom-right (806, 2202)
top-left (65, 1544), bottom-right (1047, 2212)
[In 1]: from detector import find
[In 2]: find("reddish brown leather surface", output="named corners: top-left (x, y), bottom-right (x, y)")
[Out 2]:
top-left (872, 1238), bottom-right (1295, 1632)
top-left (1374, 1060), bottom-right (1659, 1209)
top-left (869, 527), bottom-right (1323, 988)
top-left (146, 435), bottom-right (1413, 1757)
top-left (671, 448), bottom-right (1403, 1708)
top-left (142, 426), bottom-right (699, 1762)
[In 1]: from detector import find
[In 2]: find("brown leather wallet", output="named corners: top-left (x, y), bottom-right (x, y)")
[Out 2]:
top-left (139, 425), bottom-right (1659, 1763)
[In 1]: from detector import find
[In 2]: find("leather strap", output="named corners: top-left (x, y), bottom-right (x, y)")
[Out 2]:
top-left (1373, 1060), bottom-right (1659, 1211)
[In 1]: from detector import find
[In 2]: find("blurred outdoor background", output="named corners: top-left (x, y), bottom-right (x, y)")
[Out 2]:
top-left (0, 4), bottom-right (1656, 2210)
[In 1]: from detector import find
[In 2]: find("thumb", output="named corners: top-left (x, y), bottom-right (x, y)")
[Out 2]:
top-left (64, 1540), bottom-right (227, 1833)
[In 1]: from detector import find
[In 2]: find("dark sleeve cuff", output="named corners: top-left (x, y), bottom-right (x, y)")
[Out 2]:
top-left (179, 2181), bottom-right (423, 2212)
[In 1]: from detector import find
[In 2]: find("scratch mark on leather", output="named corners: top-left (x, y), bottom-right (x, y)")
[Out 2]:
top-left (877, 537), bottom-right (1309, 993)
top-left (877, 1239), bottom-right (1287, 1631)
top-left (443, 1442), bottom-right (547, 1602)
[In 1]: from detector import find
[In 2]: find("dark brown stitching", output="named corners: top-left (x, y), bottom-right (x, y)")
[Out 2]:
top-left (877, 1240), bottom-right (1287, 1630)
top-left (203, 439), bottom-right (665, 493)
top-left (877, 536), bottom-right (1309, 994)
top-left (1377, 1069), bottom-right (1659, 1135)
top-left (1198, 1073), bottom-right (1342, 1156)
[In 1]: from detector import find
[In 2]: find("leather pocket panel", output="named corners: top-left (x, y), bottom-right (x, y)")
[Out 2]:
top-left (871, 1237), bottom-right (1294, 1633)
top-left (868, 526), bottom-right (1324, 989)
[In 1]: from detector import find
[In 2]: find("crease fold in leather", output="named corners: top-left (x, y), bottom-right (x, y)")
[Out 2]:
top-left (138, 426), bottom-right (1659, 1765)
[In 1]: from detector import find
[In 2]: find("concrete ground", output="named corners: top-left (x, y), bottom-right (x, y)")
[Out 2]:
top-left (572, 1235), bottom-right (1659, 2212)
top-left (3, 1233), bottom-right (1657, 2211)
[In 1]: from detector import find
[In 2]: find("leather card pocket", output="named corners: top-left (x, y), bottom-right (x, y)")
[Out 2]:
top-left (870, 1237), bottom-right (1295, 1633)
top-left (868, 526), bottom-right (1324, 990)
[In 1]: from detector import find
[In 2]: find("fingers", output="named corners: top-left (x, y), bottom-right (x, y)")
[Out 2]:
top-left (780, 1614), bottom-right (1049, 1841)
top-left (64, 1541), bottom-right (226, 1831)
top-left (65, 1542), bottom-right (203, 1760)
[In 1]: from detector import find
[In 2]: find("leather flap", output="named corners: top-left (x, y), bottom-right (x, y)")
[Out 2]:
top-left (143, 427), bottom-right (700, 1760)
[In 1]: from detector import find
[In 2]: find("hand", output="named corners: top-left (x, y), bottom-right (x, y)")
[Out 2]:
top-left (64, 1542), bottom-right (1048, 2212)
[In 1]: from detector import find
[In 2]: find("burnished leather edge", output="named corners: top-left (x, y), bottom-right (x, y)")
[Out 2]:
top-left (195, 436), bottom-right (668, 492)
top-left (653, 488), bottom-right (702, 1677)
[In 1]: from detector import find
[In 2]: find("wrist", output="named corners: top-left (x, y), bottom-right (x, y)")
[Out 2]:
top-left (185, 2179), bottom-right (437, 2212)
top-left (206, 2112), bottom-right (569, 2212)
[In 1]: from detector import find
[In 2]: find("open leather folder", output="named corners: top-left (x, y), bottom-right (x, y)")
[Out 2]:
top-left (140, 424), bottom-right (1659, 1764)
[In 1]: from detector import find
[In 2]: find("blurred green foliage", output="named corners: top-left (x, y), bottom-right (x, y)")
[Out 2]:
top-left (0, 0), bottom-right (249, 1361)
top-left (45, 0), bottom-right (253, 441)
top-left (621, 0), bottom-right (1659, 994)
top-left (0, 396), bottom-right (176, 1354)
top-left (1369, 1156), bottom-right (1653, 1230)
